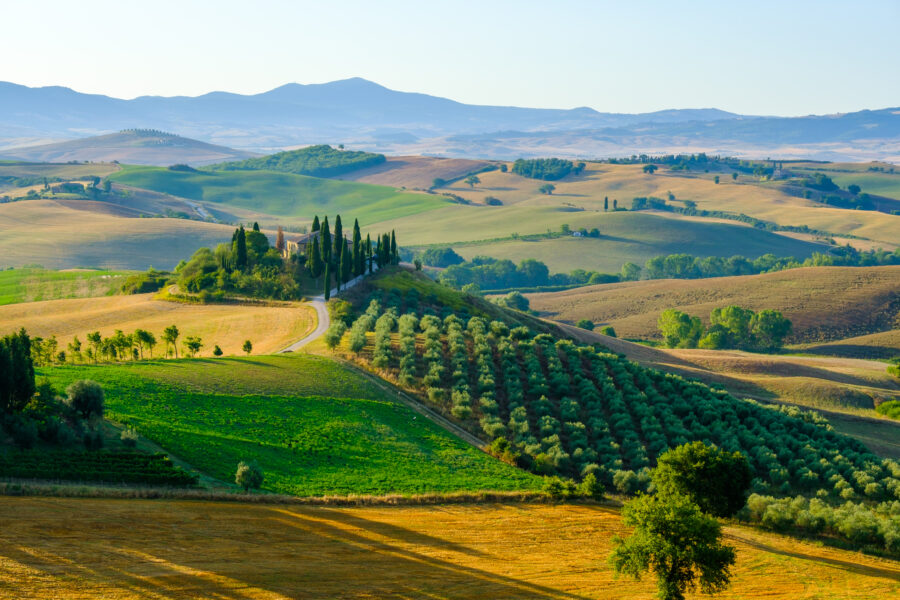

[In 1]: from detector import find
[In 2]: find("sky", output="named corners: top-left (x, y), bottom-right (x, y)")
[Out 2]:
top-left (3, 0), bottom-right (899, 116)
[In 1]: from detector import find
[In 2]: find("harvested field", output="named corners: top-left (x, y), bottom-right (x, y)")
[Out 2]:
top-left (0, 499), bottom-right (896, 600)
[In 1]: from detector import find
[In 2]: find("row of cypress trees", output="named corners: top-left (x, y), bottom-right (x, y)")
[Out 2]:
top-left (303, 215), bottom-right (399, 299)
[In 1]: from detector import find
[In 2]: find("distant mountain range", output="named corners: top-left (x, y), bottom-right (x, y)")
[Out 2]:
top-left (1, 78), bottom-right (898, 161)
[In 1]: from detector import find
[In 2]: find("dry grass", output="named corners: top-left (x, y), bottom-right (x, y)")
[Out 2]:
top-left (527, 266), bottom-right (900, 344)
top-left (0, 498), bottom-right (896, 599)
top-left (0, 199), bottom-right (237, 270)
top-left (796, 329), bottom-right (900, 359)
top-left (0, 293), bottom-right (315, 356)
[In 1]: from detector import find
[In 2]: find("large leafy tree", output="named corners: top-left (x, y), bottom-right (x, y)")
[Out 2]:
top-left (657, 309), bottom-right (704, 348)
top-left (710, 306), bottom-right (754, 347)
top-left (750, 309), bottom-right (792, 350)
top-left (610, 492), bottom-right (736, 600)
top-left (652, 442), bottom-right (753, 518)
top-left (0, 329), bottom-right (36, 414)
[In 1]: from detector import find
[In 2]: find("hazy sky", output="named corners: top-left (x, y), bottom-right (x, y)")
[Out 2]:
top-left (3, 0), bottom-right (898, 116)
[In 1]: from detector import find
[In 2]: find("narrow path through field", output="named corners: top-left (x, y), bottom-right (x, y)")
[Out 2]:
top-left (278, 268), bottom-right (375, 353)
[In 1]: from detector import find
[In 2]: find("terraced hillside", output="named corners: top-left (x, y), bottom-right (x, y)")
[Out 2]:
top-left (526, 266), bottom-right (900, 345)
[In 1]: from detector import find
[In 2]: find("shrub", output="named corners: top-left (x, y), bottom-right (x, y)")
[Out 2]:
top-left (235, 460), bottom-right (264, 491)
top-left (578, 472), bottom-right (604, 499)
top-left (65, 380), bottom-right (104, 420)
top-left (598, 326), bottom-right (616, 337)
top-left (83, 428), bottom-right (104, 451)
top-left (6, 416), bottom-right (38, 449)
top-left (120, 428), bottom-right (139, 448)
top-left (576, 319), bottom-right (594, 331)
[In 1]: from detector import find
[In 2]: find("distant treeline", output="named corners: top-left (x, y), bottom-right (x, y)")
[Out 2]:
top-left (211, 145), bottom-right (386, 178)
top-left (511, 158), bottom-right (584, 181)
top-left (423, 246), bottom-right (900, 292)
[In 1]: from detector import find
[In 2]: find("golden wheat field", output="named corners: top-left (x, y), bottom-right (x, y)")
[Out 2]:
top-left (0, 498), bottom-right (896, 600)
top-left (0, 293), bottom-right (315, 355)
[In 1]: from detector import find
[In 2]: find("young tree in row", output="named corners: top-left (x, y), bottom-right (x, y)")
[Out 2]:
top-left (162, 325), bottom-right (180, 358)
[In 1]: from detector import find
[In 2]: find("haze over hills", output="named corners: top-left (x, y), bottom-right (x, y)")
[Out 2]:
top-left (2, 78), bottom-right (899, 160)
top-left (0, 129), bottom-right (257, 166)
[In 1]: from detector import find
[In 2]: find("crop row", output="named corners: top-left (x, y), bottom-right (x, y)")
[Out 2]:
top-left (0, 451), bottom-right (199, 486)
top-left (343, 306), bottom-right (900, 504)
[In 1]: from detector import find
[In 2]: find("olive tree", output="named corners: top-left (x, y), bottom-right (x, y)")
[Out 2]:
top-left (235, 460), bottom-right (264, 491)
top-left (65, 380), bottom-right (105, 420)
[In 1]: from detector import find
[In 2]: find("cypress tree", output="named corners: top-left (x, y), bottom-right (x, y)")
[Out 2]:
top-left (352, 219), bottom-right (362, 276)
top-left (341, 239), bottom-right (351, 283)
top-left (333, 215), bottom-right (343, 259)
top-left (312, 215), bottom-right (320, 232)
top-left (390, 230), bottom-right (398, 265)
top-left (305, 238), bottom-right (313, 271)
top-left (235, 225), bottom-right (248, 271)
top-left (323, 263), bottom-right (331, 300)
top-left (275, 226), bottom-right (285, 253)
top-left (337, 245), bottom-right (346, 289)
top-left (321, 217), bottom-right (332, 265)
top-left (310, 236), bottom-right (323, 278)
top-left (366, 234), bottom-right (373, 273)
top-left (604, 196), bottom-right (609, 211)
top-left (252, 221), bottom-right (260, 232)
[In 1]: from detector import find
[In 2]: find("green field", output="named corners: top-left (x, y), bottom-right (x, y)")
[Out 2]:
top-left (444, 212), bottom-right (826, 272)
top-left (790, 164), bottom-right (900, 201)
top-left (0, 267), bottom-right (131, 305)
top-left (109, 165), bottom-right (448, 225)
top-left (39, 355), bottom-right (539, 496)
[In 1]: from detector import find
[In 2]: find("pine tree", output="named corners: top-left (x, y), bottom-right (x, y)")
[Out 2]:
top-left (333, 215), bottom-right (343, 260)
top-left (275, 226), bottom-right (285, 254)
top-left (312, 215), bottom-right (320, 232)
top-left (252, 222), bottom-right (260, 232)
top-left (235, 225), bottom-right (248, 271)
top-left (390, 230), bottom-right (398, 265)
top-left (352, 219), bottom-right (362, 276)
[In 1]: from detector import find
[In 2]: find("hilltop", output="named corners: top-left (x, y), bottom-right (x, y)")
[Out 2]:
top-left (1, 129), bottom-right (256, 166)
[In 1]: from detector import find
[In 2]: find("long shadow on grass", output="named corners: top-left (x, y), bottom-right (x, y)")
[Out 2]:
top-left (267, 506), bottom-right (593, 599)
top-left (725, 533), bottom-right (900, 582)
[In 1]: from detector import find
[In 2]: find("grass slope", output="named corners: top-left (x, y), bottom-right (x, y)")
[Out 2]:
top-left (527, 266), bottom-right (900, 343)
top-left (1, 499), bottom-right (897, 599)
top-left (0, 293), bottom-right (315, 355)
top-left (448, 211), bottom-right (825, 273)
top-left (0, 199), bottom-right (237, 270)
top-left (0, 267), bottom-right (131, 305)
top-left (109, 165), bottom-right (447, 225)
top-left (39, 355), bottom-right (539, 496)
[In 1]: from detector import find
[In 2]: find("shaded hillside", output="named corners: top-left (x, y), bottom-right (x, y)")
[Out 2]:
top-left (527, 266), bottom-right (900, 343)
top-left (1, 130), bottom-right (256, 166)
top-left (333, 156), bottom-right (493, 190)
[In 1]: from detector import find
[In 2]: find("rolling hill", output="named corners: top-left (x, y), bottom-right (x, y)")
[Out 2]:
top-left (526, 266), bottom-right (900, 344)
top-left (0, 293), bottom-right (316, 356)
top-left (1, 129), bottom-right (256, 166)
top-left (108, 165), bottom-right (448, 225)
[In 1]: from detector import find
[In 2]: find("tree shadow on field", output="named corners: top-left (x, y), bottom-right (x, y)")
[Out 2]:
top-left (724, 533), bottom-right (900, 583)
top-left (0, 500), bottom-right (593, 600)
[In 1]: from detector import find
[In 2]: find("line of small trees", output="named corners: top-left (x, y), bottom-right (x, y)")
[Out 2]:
top-left (658, 306), bottom-right (793, 351)
top-left (27, 326), bottom-right (251, 366)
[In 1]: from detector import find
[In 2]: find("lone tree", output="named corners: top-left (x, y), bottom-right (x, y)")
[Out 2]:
top-left (242, 340), bottom-right (253, 355)
top-left (213, 345), bottom-right (223, 357)
top-left (848, 184), bottom-right (861, 195)
top-left (465, 174), bottom-right (480, 188)
top-left (66, 380), bottom-right (105, 420)
top-left (576, 319), bottom-right (595, 331)
top-left (235, 460), bottom-right (264, 492)
top-left (610, 492), bottom-right (736, 600)
top-left (539, 183), bottom-right (555, 195)
top-left (652, 441), bottom-right (753, 518)
top-left (643, 164), bottom-right (658, 174)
